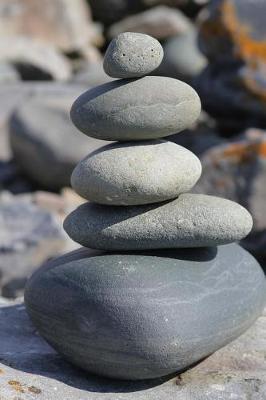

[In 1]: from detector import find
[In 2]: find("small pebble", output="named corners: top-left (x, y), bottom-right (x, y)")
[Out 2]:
top-left (103, 32), bottom-right (163, 78)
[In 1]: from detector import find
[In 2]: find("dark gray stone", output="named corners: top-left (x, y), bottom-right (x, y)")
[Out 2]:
top-left (25, 244), bottom-right (266, 380)
top-left (1, 295), bottom-right (266, 398)
top-left (71, 140), bottom-right (202, 205)
top-left (103, 32), bottom-right (163, 78)
top-left (70, 76), bottom-right (201, 141)
top-left (64, 194), bottom-right (253, 250)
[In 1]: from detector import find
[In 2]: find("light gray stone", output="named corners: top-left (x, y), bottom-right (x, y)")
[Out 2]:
top-left (25, 245), bottom-right (266, 380)
top-left (70, 76), bottom-right (201, 141)
top-left (64, 193), bottom-right (253, 250)
top-left (71, 140), bottom-right (202, 205)
top-left (103, 32), bottom-right (163, 78)
top-left (0, 296), bottom-right (266, 398)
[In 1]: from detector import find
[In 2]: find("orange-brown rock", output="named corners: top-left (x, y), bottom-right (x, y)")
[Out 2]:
top-left (199, 0), bottom-right (266, 101)
top-left (194, 128), bottom-right (266, 256)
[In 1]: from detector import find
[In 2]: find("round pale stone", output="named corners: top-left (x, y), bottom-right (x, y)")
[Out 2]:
top-left (103, 32), bottom-right (164, 78)
top-left (71, 140), bottom-right (202, 205)
top-left (25, 244), bottom-right (266, 380)
top-left (70, 76), bottom-right (201, 141)
top-left (63, 194), bottom-right (253, 250)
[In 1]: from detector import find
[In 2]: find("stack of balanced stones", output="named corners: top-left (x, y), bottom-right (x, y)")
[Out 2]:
top-left (25, 33), bottom-right (266, 381)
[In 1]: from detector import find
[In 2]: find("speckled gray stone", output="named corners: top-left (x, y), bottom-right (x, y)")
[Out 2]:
top-left (71, 140), bottom-right (202, 205)
top-left (24, 244), bottom-right (266, 380)
top-left (70, 76), bottom-right (201, 141)
top-left (103, 32), bottom-right (164, 78)
top-left (63, 194), bottom-right (253, 250)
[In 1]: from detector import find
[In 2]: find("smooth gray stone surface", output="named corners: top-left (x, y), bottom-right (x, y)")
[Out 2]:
top-left (64, 194), bottom-right (253, 250)
top-left (71, 141), bottom-right (202, 205)
top-left (70, 76), bottom-right (201, 141)
top-left (103, 32), bottom-right (163, 78)
top-left (25, 245), bottom-right (266, 380)
top-left (1, 297), bottom-right (266, 399)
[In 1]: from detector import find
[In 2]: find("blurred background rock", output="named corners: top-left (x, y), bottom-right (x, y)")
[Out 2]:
top-left (1, 0), bottom-right (266, 300)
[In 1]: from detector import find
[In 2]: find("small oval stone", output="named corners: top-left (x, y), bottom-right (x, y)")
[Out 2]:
top-left (25, 244), bottom-right (266, 380)
top-left (70, 76), bottom-right (201, 141)
top-left (63, 194), bottom-right (253, 250)
top-left (71, 141), bottom-right (202, 205)
top-left (103, 32), bottom-right (164, 78)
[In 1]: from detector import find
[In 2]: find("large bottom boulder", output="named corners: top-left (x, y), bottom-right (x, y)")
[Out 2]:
top-left (25, 244), bottom-right (265, 380)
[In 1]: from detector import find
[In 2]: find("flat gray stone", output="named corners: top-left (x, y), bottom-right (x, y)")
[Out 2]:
top-left (1, 296), bottom-right (266, 398)
top-left (25, 244), bottom-right (266, 380)
top-left (103, 32), bottom-right (163, 78)
top-left (64, 194), bottom-right (253, 250)
top-left (70, 76), bottom-right (201, 141)
top-left (71, 140), bottom-right (202, 205)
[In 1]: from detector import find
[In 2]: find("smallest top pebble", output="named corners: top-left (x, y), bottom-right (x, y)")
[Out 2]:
top-left (103, 32), bottom-right (164, 79)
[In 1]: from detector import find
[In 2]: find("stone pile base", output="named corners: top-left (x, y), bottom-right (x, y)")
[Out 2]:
top-left (0, 298), bottom-right (265, 399)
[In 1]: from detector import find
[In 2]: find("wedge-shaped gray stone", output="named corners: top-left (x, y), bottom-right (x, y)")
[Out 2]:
top-left (25, 244), bottom-right (266, 380)
top-left (103, 32), bottom-right (163, 78)
top-left (71, 140), bottom-right (202, 205)
top-left (63, 194), bottom-right (253, 250)
top-left (70, 76), bottom-right (201, 141)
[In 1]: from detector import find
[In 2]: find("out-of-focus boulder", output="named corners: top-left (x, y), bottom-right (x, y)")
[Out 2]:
top-left (155, 27), bottom-right (207, 81)
top-left (107, 6), bottom-right (191, 40)
top-left (0, 37), bottom-right (71, 81)
top-left (0, 0), bottom-right (99, 52)
top-left (197, 0), bottom-right (266, 128)
top-left (194, 128), bottom-right (266, 257)
top-left (9, 87), bottom-right (112, 190)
